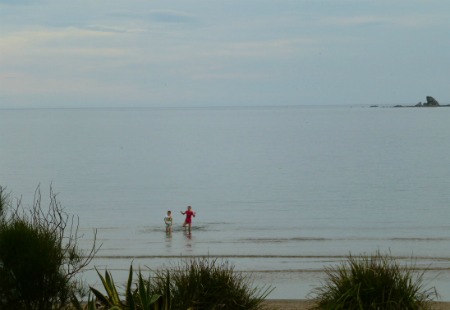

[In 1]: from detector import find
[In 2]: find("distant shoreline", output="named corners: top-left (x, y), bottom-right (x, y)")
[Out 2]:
top-left (370, 105), bottom-right (450, 108)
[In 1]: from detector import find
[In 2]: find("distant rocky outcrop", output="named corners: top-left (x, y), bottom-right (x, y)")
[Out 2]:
top-left (391, 96), bottom-right (449, 108)
top-left (416, 96), bottom-right (440, 107)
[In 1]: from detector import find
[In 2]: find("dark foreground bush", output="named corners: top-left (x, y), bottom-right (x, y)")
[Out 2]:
top-left (0, 219), bottom-right (69, 309)
top-left (309, 251), bottom-right (438, 310)
top-left (0, 185), bottom-right (98, 310)
top-left (150, 257), bottom-right (273, 310)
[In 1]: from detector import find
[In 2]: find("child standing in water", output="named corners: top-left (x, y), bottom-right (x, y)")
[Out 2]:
top-left (181, 206), bottom-right (196, 233)
top-left (164, 210), bottom-right (173, 233)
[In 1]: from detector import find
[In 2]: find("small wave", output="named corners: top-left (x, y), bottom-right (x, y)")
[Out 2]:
top-left (238, 237), bottom-right (328, 243)
top-left (92, 254), bottom-right (344, 259)
top-left (390, 237), bottom-right (450, 241)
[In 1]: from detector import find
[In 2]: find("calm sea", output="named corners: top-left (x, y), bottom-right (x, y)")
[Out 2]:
top-left (1, 106), bottom-right (450, 299)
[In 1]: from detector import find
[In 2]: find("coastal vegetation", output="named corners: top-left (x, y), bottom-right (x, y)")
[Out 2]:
top-left (77, 266), bottom-right (162, 309)
top-left (308, 251), bottom-right (438, 310)
top-left (149, 257), bottom-right (273, 310)
top-left (76, 258), bottom-right (272, 310)
top-left (0, 185), bottom-right (98, 310)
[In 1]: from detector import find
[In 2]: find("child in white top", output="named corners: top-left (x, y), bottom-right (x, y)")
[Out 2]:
top-left (164, 210), bottom-right (173, 233)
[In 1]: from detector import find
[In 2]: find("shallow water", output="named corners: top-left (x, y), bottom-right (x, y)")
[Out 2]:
top-left (1, 105), bottom-right (450, 299)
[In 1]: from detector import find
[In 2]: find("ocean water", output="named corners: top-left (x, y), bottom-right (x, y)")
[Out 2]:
top-left (1, 105), bottom-right (450, 300)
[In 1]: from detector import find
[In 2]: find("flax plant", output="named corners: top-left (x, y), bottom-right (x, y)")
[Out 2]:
top-left (86, 265), bottom-right (162, 310)
top-left (309, 251), bottom-right (438, 310)
top-left (150, 257), bottom-right (273, 310)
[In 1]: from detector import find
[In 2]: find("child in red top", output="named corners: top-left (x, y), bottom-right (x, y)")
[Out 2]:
top-left (181, 205), bottom-right (196, 233)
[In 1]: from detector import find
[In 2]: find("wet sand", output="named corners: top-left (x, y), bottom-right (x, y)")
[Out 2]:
top-left (262, 300), bottom-right (450, 310)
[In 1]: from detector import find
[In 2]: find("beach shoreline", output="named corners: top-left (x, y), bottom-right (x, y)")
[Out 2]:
top-left (262, 300), bottom-right (450, 310)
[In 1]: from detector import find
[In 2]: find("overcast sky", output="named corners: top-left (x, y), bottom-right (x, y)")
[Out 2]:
top-left (1, 0), bottom-right (449, 108)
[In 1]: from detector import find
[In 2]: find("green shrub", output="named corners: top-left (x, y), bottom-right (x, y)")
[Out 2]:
top-left (150, 257), bottom-right (273, 310)
top-left (0, 185), bottom-right (98, 310)
top-left (0, 219), bottom-right (69, 309)
top-left (309, 251), bottom-right (438, 310)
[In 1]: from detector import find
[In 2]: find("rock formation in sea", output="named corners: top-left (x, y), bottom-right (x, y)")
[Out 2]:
top-left (391, 96), bottom-right (449, 108)
top-left (416, 96), bottom-right (440, 107)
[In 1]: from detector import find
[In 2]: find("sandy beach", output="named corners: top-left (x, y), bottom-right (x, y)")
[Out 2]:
top-left (262, 299), bottom-right (315, 309)
top-left (262, 300), bottom-right (450, 310)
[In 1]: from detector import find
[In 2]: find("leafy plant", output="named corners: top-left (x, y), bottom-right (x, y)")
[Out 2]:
top-left (135, 271), bottom-right (162, 310)
top-left (308, 251), bottom-right (438, 310)
top-left (150, 257), bottom-right (273, 310)
top-left (0, 185), bottom-right (98, 310)
top-left (90, 268), bottom-right (124, 308)
top-left (88, 265), bottom-right (161, 310)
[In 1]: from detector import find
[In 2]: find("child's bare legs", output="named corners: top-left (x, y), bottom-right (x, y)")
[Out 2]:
top-left (183, 222), bottom-right (191, 233)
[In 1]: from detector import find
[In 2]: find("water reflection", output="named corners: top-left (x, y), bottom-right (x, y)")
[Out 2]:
top-left (184, 231), bottom-right (193, 252)
top-left (165, 231), bottom-right (172, 250)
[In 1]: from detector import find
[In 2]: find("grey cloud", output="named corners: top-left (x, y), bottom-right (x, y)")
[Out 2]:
top-left (147, 10), bottom-right (195, 24)
top-left (0, 0), bottom-right (34, 4)
top-left (109, 9), bottom-right (196, 24)
top-left (83, 24), bottom-right (146, 34)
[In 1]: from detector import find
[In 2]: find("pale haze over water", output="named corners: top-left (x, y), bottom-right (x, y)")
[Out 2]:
top-left (1, 106), bottom-right (450, 299)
